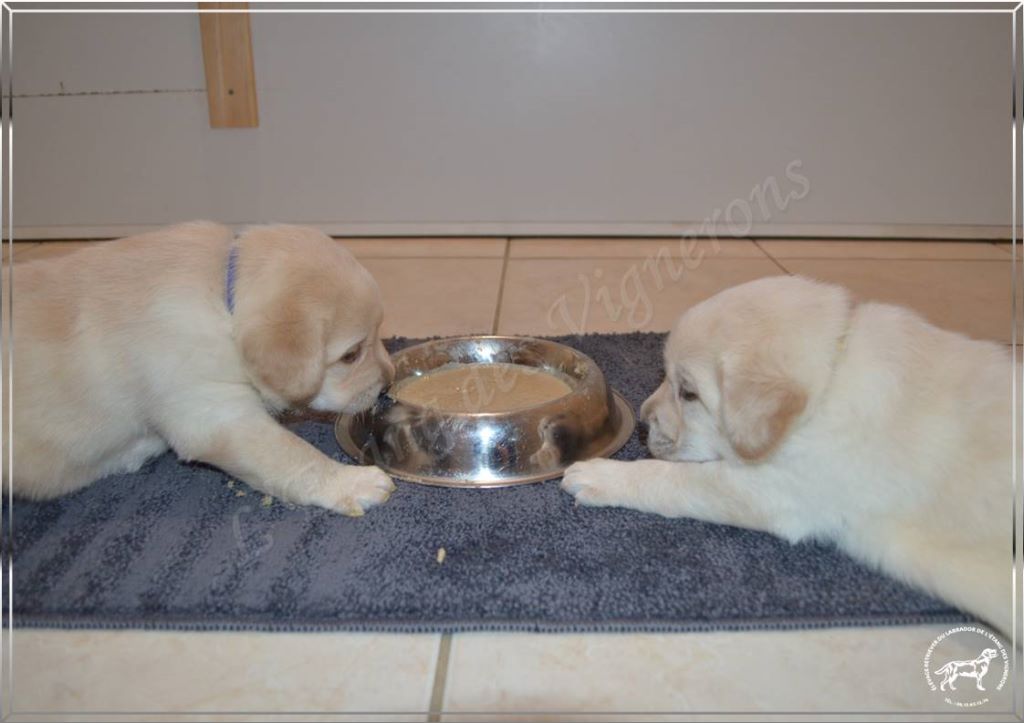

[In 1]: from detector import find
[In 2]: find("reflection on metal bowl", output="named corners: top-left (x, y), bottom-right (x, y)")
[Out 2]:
top-left (335, 335), bottom-right (636, 487)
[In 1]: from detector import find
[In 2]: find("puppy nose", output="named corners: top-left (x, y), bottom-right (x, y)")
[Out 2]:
top-left (637, 419), bottom-right (649, 447)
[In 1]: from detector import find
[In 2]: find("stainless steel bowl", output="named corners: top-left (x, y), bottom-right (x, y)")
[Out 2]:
top-left (335, 335), bottom-right (635, 487)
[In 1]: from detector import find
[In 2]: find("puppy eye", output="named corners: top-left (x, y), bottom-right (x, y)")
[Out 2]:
top-left (679, 387), bottom-right (699, 402)
top-left (339, 345), bottom-right (362, 364)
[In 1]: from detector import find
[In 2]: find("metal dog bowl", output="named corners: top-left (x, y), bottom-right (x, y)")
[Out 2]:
top-left (335, 335), bottom-right (635, 487)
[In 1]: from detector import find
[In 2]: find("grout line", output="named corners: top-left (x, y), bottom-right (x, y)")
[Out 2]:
top-left (752, 240), bottom-right (793, 275)
top-left (748, 238), bottom-right (776, 263)
top-left (491, 239), bottom-right (512, 335)
top-left (506, 254), bottom-right (770, 261)
top-left (427, 633), bottom-right (453, 722)
top-left (352, 255), bottom-right (506, 261)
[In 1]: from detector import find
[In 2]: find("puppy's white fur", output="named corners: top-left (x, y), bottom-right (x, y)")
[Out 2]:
top-left (563, 275), bottom-right (1012, 635)
top-left (4, 221), bottom-right (396, 516)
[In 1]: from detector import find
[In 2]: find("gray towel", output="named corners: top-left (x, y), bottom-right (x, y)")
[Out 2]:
top-left (5, 333), bottom-right (966, 633)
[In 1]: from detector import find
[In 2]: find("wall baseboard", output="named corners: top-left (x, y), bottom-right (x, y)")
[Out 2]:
top-left (10, 221), bottom-right (1015, 241)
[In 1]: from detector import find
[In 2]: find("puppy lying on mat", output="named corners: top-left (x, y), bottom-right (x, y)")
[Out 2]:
top-left (3, 222), bottom-right (395, 516)
top-left (562, 275), bottom-right (1012, 636)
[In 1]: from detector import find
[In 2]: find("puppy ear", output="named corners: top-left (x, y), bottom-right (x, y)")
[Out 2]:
top-left (719, 358), bottom-right (807, 462)
top-left (238, 299), bottom-right (326, 406)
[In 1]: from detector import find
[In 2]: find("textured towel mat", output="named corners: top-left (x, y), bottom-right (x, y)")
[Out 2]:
top-left (6, 333), bottom-right (968, 633)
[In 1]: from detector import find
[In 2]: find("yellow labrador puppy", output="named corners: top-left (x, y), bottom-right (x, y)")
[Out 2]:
top-left (562, 275), bottom-right (1011, 635)
top-left (4, 222), bottom-right (396, 516)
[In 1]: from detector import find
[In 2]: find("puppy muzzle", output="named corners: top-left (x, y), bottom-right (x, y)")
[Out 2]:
top-left (645, 422), bottom-right (678, 460)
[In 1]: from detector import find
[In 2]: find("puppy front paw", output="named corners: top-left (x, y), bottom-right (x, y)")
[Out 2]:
top-left (317, 464), bottom-right (397, 517)
top-left (560, 458), bottom-right (637, 509)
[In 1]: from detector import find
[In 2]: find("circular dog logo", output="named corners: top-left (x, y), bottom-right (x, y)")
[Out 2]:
top-left (923, 626), bottom-right (1008, 708)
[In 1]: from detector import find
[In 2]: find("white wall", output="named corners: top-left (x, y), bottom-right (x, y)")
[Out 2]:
top-left (13, 10), bottom-right (1013, 238)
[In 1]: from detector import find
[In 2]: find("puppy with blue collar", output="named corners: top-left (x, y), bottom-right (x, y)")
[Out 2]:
top-left (4, 221), bottom-right (396, 516)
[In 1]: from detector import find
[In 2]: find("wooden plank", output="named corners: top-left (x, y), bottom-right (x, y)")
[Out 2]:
top-left (198, 2), bottom-right (258, 128)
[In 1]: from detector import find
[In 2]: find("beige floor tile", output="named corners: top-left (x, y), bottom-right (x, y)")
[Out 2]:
top-left (497, 258), bottom-right (783, 335)
top-left (339, 237), bottom-right (506, 259)
top-left (510, 238), bottom-right (764, 259)
top-left (13, 629), bottom-right (438, 718)
top-left (16, 240), bottom-right (106, 262)
top-left (758, 239), bottom-right (1009, 260)
top-left (362, 258), bottom-right (504, 338)
top-left (777, 259), bottom-right (1012, 343)
top-left (2, 242), bottom-right (41, 262)
top-left (441, 625), bottom-right (1014, 719)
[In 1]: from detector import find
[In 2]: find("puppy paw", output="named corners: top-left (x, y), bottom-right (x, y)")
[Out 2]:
top-left (318, 465), bottom-right (397, 517)
top-left (560, 458), bottom-right (637, 509)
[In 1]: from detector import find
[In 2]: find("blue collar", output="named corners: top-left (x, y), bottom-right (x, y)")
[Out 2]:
top-left (225, 245), bottom-right (239, 314)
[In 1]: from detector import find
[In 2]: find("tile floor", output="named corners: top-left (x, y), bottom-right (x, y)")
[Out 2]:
top-left (4, 236), bottom-right (1020, 721)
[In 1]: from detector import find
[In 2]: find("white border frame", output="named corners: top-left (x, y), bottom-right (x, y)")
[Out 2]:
top-left (0, 2), bottom-right (1020, 721)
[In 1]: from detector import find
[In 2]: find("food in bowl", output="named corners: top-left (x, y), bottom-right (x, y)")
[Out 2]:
top-left (390, 362), bottom-right (573, 414)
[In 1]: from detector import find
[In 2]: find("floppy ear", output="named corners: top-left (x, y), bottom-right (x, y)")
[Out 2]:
top-left (719, 355), bottom-right (807, 462)
top-left (238, 298), bottom-right (326, 406)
